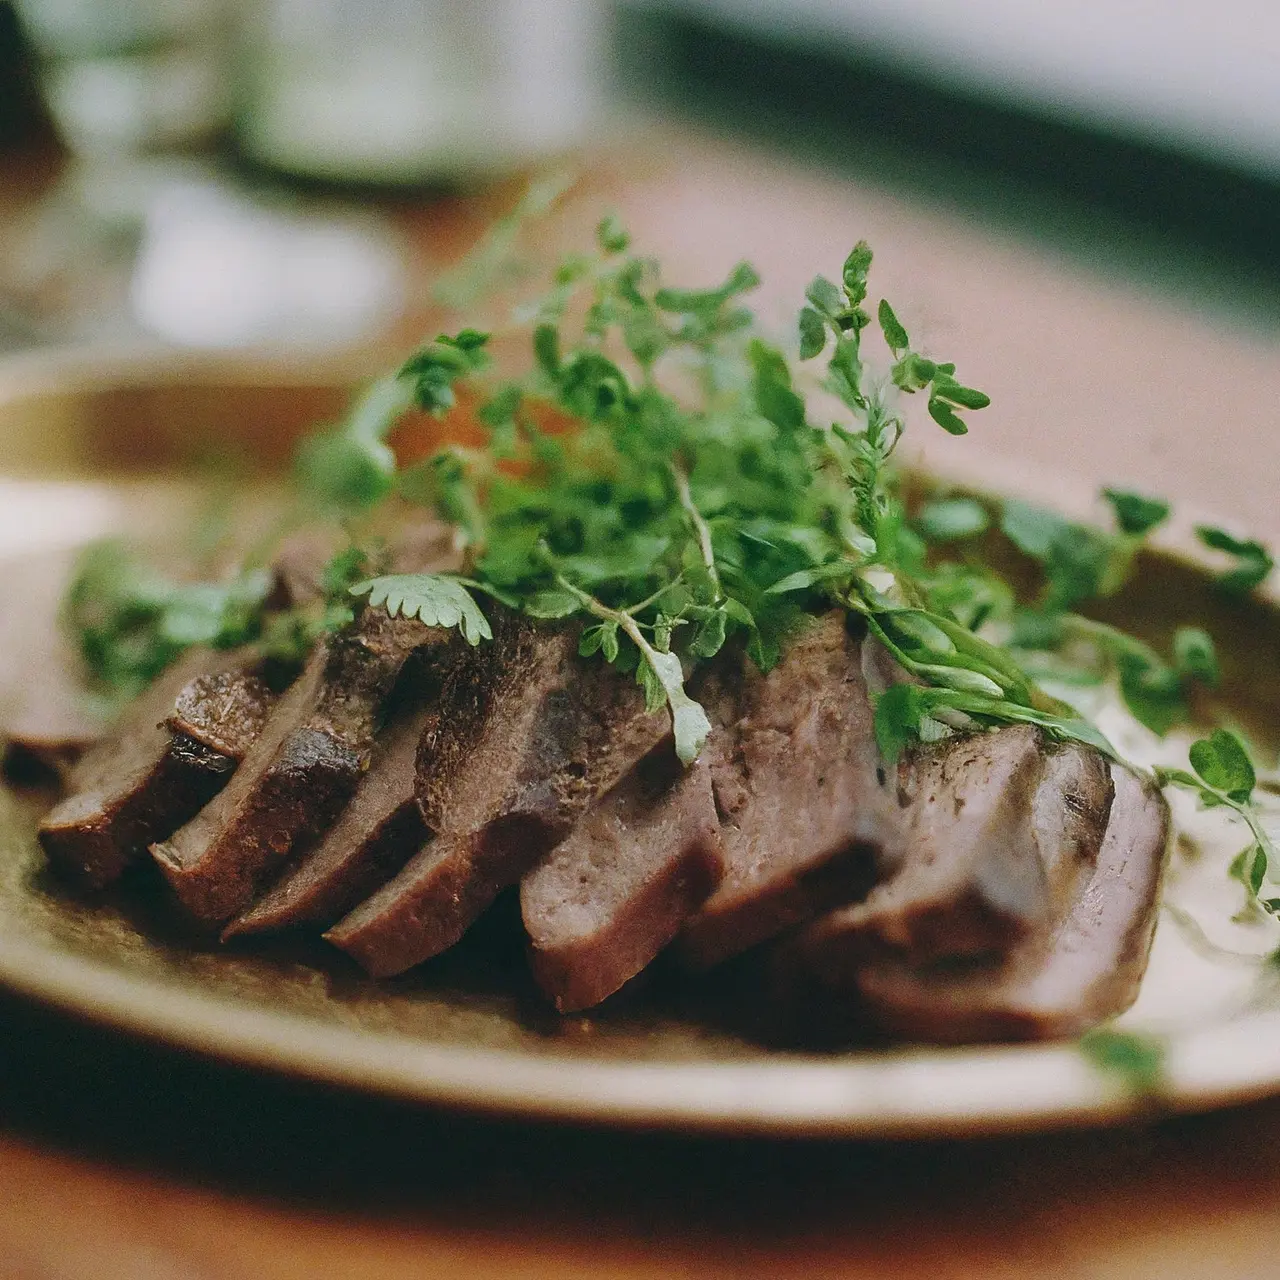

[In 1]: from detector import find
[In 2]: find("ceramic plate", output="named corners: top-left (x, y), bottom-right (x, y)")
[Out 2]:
top-left (2, 348), bottom-right (1279, 1138)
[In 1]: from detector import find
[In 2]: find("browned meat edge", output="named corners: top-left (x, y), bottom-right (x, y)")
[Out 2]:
top-left (837, 725), bottom-right (1057, 964)
top-left (522, 746), bottom-right (725, 1012)
top-left (38, 649), bottom-right (275, 888)
top-left (224, 696), bottom-right (438, 939)
top-left (326, 612), bottom-right (669, 977)
top-left (783, 743), bottom-right (1159, 1044)
top-left (678, 613), bottom-right (890, 969)
top-left (152, 609), bottom-right (434, 926)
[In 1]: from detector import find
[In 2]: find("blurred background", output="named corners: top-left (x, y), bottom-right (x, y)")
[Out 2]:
top-left (0, 0), bottom-right (1277, 354)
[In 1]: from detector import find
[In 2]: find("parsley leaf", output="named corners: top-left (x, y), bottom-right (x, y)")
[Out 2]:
top-left (350, 574), bottom-right (492, 645)
top-left (1195, 525), bottom-right (1275, 594)
top-left (1102, 489), bottom-right (1170, 536)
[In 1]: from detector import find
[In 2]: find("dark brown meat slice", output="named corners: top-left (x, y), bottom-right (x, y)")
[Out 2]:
top-left (169, 669), bottom-right (280, 759)
top-left (152, 608), bottom-right (433, 926)
top-left (0, 552), bottom-right (111, 775)
top-left (264, 516), bottom-right (458, 611)
top-left (834, 725), bottom-right (1060, 964)
top-left (224, 698), bottom-right (437, 939)
top-left (38, 650), bottom-right (275, 888)
top-left (791, 763), bottom-right (1165, 1043)
top-left (415, 612), bottom-right (669, 836)
top-left (677, 613), bottom-right (891, 969)
top-left (326, 612), bottom-right (669, 977)
top-left (521, 747), bottom-right (725, 1012)
top-left (2, 685), bottom-right (108, 778)
top-left (264, 526), bottom-right (347, 609)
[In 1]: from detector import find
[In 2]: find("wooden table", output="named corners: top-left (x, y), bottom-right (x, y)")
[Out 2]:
top-left (2, 125), bottom-right (1280, 1279)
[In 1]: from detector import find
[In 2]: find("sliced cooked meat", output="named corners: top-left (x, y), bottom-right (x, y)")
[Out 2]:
top-left (169, 669), bottom-right (281, 760)
top-left (2, 673), bottom-right (108, 777)
top-left (677, 613), bottom-right (890, 969)
top-left (224, 699), bottom-right (438, 939)
top-left (522, 746), bottom-right (725, 1012)
top-left (38, 650), bottom-right (275, 888)
top-left (152, 607), bottom-right (434, 926)
top-left (790, 763), bottom-right (1165, 1043)
top-left (834, 725), bottom-right (1062, 965)
top-left (415, 612), bottom-right (669, 836)
top-left (264, 526), bottom-right (347, 609)
top-left (264, 516), bottom-right (458, 611)
top-left (0, 553), bottom-right (111, 775)
top-left (326, 612), bottom-right (669, 977)
top-left (1031, 739), bottom-right (1115, 915)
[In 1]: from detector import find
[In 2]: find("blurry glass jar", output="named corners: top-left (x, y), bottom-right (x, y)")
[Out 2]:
top-left (13, 0), bottom-right (233, 155)
top-left (235, 0), bottom-right (609, 184)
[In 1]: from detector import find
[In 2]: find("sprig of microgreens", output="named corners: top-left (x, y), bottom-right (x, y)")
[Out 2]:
top-left (971, 488), bottom-right (1222, 736)
top-left (62, 537), bottom-right (372, 699)
top-left (62, 542), bottom-right (271, 699)
top-left (353, 231), bottom-right (1006, 762)
top-left (1156, 729), bottom-right (1280, 915)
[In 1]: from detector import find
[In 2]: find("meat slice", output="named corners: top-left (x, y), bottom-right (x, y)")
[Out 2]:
top-left (1031, 738), bottom-right (1115, 915)
top-left (326, 613), bottom-right (669, 977)
top-left (2, 684), bottom-right (107, 778)
top-left (785, 741), bottom-right (1155, 1044)
top-left (38, 650), bottom-right (275, 888)
top-left (224, 698), bottom-right (438, 939)
top-left (835, 725), bottom-right (1061, 964)
top-left (677, 613), bottom-right (890, 969)
top-left (264, 526), bottom-right (347, 609)
top-left (152, 607), bottom-right (433, 926)
top-left (522, 747), bottom-right (725, 1012)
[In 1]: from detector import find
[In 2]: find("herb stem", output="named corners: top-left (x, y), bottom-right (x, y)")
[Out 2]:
top-left (554, 573), bottom-right (653, 656)
top-left (1061, 613), bottom-right (1167, 672)
top-left (670, 461), bottom-right (722, 602)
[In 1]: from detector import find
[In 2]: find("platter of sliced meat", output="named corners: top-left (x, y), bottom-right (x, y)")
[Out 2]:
top-left (1, 350), bottom-right (1279, 1137)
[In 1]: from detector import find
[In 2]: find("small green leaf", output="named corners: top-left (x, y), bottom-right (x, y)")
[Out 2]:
top-left (927, 397), bottom-right (968, 436)
top-left (524, 589), bottom-right (581, 620)
top-left (913, 664), bottom-right (1004, 698)
top-left (763, 562), bottom-right (854, 596)
top-left (798, 306), bottom-right (827, 359)
top-left (478, 383), bottom-right (522, 429)
top-left (1117, 655), bottom-right (1186, 736)
top-left (1102, 489), bottom-right (1170, 536)
top-left (877, 298), bottom-right (909, 353)
top-left (533, 322), bottom-right (561, 377)
top-left (1195, 525), bottom-right (1274, 594)
top-left (600, 620), bottom-right (620, 663)
top-left (878, 610), bottom-right (956, 657)
top-left (1173, 627), bottom-right (1219, 686)
top-left (295, 431), bottom-right (396, 513)
top-left (644, 648), bottom-right (711, 763)
top-left (916, 498), bottom-right (989, 542)
top-left (1001, 500), bottom-right (1071, 560)
top-left (749, 340), bottom-right (807, 433)
top-left (1079, 1028), bottom-right (1165, 1097)
top-left (841, 242), bottom-right (873, 303)
top-left (931, 382), bottom-right (990, 410)
top-left (351, 574), bottom-right (492, 645)
top-left (1249, 844), bottom-right (1268, 895)
top-left (1189, 729), bottom-right (1256, 800)
top-left (873, 683), bottom-right (926, 764)
top-left (804, 275), bottom-right (843, 318)
top-left (689, 607), bottom-right (728, 658)
top-left (595, 213), bottom-right (630, 254)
